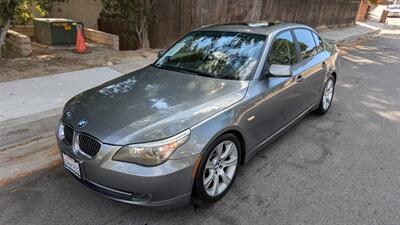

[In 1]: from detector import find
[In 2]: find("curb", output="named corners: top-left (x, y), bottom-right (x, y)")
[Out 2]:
top-left (0, 135), bottom-right (61, 187)
top-left (0, 108), bottom-right (61, 151)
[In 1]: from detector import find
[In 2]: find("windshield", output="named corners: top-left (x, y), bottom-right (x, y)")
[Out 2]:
top-left (154, 31), bottom-right (266, 80)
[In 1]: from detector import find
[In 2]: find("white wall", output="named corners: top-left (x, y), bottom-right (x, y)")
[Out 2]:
top-left (49, 0), bottom-right (103, 29)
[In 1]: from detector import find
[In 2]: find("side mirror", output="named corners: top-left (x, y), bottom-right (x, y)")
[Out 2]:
top-left (269, 64), bottom-right (292, 77)
top-left (158, 50), bottom-right (166, 58)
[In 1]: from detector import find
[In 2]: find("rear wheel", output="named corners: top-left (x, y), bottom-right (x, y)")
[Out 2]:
top-left (193, 133), bottom-right (240, 203)
top-left (315, 75), bottom-right (335, 115)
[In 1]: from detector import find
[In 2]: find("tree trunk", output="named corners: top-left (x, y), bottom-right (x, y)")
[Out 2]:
top-left (136, 17), bottom-right (151, 49)
top-left (0, 19), bottom-right (11, 56)
top-left (141, 27), bottom-right (150, 48)
top-left (135, 29), bottom-right (143, 49)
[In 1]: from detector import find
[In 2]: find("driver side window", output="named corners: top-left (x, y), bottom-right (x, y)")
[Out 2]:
top-left (268, 31), bottom-right (297, 66)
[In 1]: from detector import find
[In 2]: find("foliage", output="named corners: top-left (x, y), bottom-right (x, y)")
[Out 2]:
top-left (36, 0), bottom-right (69, 17)
top-left (0, 40), bottom-right (12, 57)
top-left (101, 0), bottom-right (156, 48)
top-left (100, 0), bottom-right (120, 17)
top-left (10, 0), bottom-right (68, 25)
top-left (0, 0), bottom-right (19, 27)
top-left (1, 0), bottom-right (67, 55)
top-left (0, 0), bottom-right (18, 56)
top-left (14, 0), bottom-right (34, 24)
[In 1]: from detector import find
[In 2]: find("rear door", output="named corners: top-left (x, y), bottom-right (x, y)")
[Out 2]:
top-left (291, 28), bottom-right (328, 111)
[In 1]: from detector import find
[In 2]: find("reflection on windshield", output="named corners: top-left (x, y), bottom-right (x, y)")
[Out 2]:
top-left (154, 31), bottom-right (266, 80)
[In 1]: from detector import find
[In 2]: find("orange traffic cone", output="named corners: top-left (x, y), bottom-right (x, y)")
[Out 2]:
top-left (74, 24), bottom-right (89, 54)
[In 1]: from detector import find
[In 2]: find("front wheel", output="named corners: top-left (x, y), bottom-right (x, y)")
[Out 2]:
top-left (193, 133), bottom-right (240, 203)
top-left (315, 75), bottom-right (335, 115)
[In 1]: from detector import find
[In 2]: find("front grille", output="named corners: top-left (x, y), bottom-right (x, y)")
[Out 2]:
top-left (64, 124), bottom-right (74, 145)
top-left (78, 134), bottom-right (101, 157)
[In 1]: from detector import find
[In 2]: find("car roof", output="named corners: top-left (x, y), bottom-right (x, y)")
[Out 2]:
top-left (195, 21), bottom-right (308, 36)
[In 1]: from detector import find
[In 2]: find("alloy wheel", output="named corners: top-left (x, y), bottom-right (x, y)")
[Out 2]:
top-left (323, 79), bottom-right (334, 110)
top-left (203, 140), bottom-right (238, 197)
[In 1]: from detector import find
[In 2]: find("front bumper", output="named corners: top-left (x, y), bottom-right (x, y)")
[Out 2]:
top-left (58, 139), bottom-right (199, 207)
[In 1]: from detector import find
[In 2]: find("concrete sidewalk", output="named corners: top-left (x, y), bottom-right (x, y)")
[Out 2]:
top-left (320, 20), bottom-right (388, 45)
top-left (0, 67), bottom-right (123, 149)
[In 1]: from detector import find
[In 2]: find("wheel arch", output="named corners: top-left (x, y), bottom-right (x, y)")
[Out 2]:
top-left (201, 127), bottom-right (247, 165)
top-left (331, 71), bottom-right (337, 82)
top-left (224, 129), bottom-right (246, 165)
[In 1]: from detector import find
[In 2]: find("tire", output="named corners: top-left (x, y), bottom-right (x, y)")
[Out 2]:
top-left (193, 133), bottom-right (241, 203)
top-left (315, 75), bottom-right (336, 115)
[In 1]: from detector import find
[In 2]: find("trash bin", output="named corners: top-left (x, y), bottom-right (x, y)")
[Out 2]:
top-left (33, 18), bottom-right (84, 45)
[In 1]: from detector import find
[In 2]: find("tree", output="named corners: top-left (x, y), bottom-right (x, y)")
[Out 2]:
top-left (131, 0), bottom-right (155, 48)
top-left (101, 0), bottom-right (156, 48)
top-left (0, 0), bottom-right (19, 54)
top-left (1, 0), bottom-right (67, 55)
top-left (35, 0), bottom-right (69, 17)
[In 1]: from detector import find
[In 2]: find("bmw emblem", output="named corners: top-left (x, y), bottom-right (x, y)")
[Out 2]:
top-left (65, 111), bottom-right (72, 119)
top-left (78, 119), bottom-right (87, 128)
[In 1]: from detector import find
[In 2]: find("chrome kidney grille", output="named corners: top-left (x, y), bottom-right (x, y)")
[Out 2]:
top-left (77, 134), bottom-right (101, 157)
top-left (62, 123), bottom-right (101, 158)
top-left (64, 124), bottom-right (74, 145)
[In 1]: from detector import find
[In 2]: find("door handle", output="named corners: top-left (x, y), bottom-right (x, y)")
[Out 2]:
top-left (321, 62), bottom-right (327, 69)
top-left (295, 74), bottom-right (304, 82)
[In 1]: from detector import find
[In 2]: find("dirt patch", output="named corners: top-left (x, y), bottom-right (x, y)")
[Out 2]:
top-left (0, 42), bottom-right (158, 82)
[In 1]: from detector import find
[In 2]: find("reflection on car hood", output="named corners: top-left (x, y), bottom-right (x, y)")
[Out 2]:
top-left (62, 66), bottom-right (248, 145)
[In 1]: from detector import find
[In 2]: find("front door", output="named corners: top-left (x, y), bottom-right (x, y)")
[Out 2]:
top-left (244, 30), bottom-right (305, 150)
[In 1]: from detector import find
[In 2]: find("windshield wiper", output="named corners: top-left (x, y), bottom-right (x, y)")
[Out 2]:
top-left (182, 68), bottom-right (215, 78)
top-left (156, 65), bottom-right (215, 78)
top-left (158, 65), bottom-right (198, 75)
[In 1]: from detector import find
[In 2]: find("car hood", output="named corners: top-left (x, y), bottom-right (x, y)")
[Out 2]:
top-left (62, 66), bottom-right (248, 145)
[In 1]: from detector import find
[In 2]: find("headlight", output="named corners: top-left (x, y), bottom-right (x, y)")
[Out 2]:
top-left (58, 123), bottom-right (65, 140)
top-left (113, 129), bottom-right (191, 166)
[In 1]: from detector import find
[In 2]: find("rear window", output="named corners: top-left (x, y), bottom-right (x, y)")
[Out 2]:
top-left (312, 32), bottom-right (324, 52)
top-left (293, 29), bottom-right (318, 59)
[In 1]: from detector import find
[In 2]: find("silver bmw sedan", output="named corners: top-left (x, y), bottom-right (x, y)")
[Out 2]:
top-left (57, 22), bottom-right (339, 208)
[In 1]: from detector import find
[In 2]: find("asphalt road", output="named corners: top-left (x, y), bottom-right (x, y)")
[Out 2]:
top-left (1, 30), bottom-right (400, 225)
